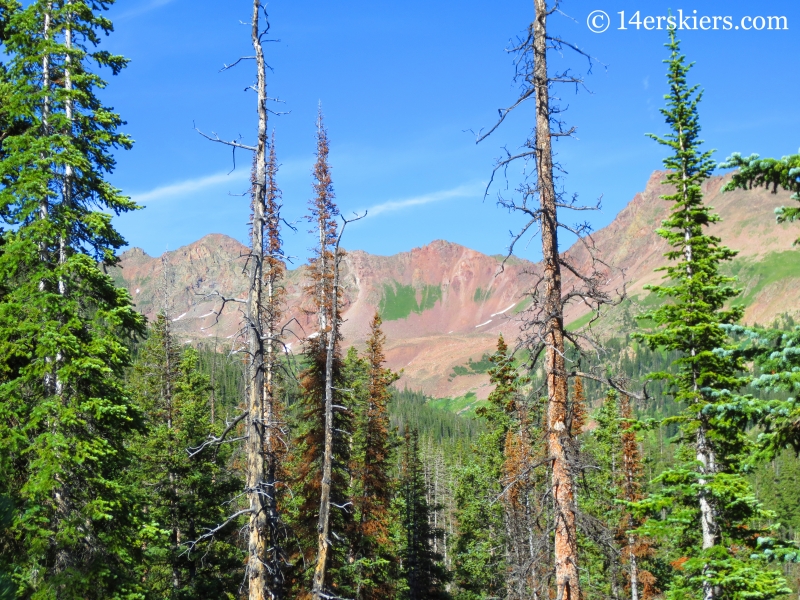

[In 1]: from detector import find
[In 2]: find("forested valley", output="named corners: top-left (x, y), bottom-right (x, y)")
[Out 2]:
top-left (1, 1), bottom-right (800, 599)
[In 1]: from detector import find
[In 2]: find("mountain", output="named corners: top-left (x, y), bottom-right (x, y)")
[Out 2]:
top-left (110, 171), bottom-right (800, 401)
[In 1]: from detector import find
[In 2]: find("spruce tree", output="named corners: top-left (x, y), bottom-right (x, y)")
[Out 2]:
top-left (399, 428), bottom-right (450, 600)
top-left (127, 314), bottom-right (243, 599)
top-left (292, 110), bottom-right (353, 598)
top-left (634, 30), bottom-right (790, 600)
top-left (349, 313), bottom-right (399, 600)
top-left (1, 0), bottom-right (24, 158)
top-left (617, 394), bottom-right (657, 600)
top-left (583, 390), bottom-right (624, 600)
top-left (582, 391), bottom-right (657, 600)
top-left (452, 336), bottom-right (511, 599)
top-left (0, 1), bottom-right (147, 597)
top-left (720, 153), bottom-right (800, 454)
top-left (0, 229), bottom-right (9, 600)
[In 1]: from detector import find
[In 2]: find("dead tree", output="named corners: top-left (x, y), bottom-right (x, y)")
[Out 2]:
top-left (301, 110), bottom-right (343, 600)
top-left (618, 394), bottom-right (656, 600)
top-left (301, 110), bottom-right (365, 599)
top-left (262, 132), bottom-right (290, 597)
top-left (476, 2), bottom-right (624, 599)
top-left (191, 3), bottom-right (289, 599)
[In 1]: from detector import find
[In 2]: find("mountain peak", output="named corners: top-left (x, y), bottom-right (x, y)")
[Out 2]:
top-left (109, 170), bottom-right (800, 399)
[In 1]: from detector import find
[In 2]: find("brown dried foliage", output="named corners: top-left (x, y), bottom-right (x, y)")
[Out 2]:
top-left (570, 376), bottom-right (587, 437)
top-left (292, 112), bottom-right (352, 595)
top-left (618, 394), bottom-right (658, 600)
top-left (354, 313), bottom-right (397, 546)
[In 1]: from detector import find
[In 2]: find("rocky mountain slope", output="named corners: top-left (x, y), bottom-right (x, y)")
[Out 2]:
top-left (111, 171), bottom-right (800, 400)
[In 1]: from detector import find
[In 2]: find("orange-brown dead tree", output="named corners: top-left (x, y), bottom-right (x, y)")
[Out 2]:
top-left (490, 336), bottom-right (549, 600)
top-left (476, 2), bottom-right (620, 598)
top-left (261, 133), bottom-right (290, 598)
top-left (534, 2), bottom-right (579, 588)
top-left (295, 111), bottom-right (352, 600)
top-left (570, 376), bottom-right (587, 437)
top-left (618, 394), bottom-right (657, 600)
top-left (352, 313), bottom-right (398, 599)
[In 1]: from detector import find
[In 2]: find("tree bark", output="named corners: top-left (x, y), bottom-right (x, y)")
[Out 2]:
top-left (263, 155), bottom-right (283, 597)
top-left (697, 424), bottom-right (719, 600)
top-left (311, 238), bottom-right (342, 599)
top-left (532, 2), bottom-right (579, 599)
top-left (628, 533), bottom-right (639, 600)
top-left (246, 1), bottom-right (269, 597)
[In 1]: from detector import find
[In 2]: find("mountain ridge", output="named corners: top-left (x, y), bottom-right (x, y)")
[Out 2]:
top-left (112, 170), bottom-right (800, 399)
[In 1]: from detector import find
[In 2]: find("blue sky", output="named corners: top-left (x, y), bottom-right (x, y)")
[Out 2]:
top-left (102, 0), bottom-right (799, 265)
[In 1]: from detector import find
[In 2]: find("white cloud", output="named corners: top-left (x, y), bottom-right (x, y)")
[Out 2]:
top-left (362, 182), bottom-right (481, 218)
top-left (130, 156), bottom-right (311, 205)
top-left (116, 0), bottom-right (177, 20)
top-left (131, 170), bottom-right (249, 204)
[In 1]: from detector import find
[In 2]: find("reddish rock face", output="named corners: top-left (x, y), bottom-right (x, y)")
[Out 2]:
top-left (111, 172), bottom-right (800, 399)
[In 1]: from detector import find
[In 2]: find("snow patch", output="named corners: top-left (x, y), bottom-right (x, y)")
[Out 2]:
top-left (197, 310), bottom-right (216, 319)
top-left (448, 331), bottom-right (453, 334)
top-left (172, 312), bottom-right (187, 322)
top-left (475, 319), bottom-right (492, 328)
top-left (135, 288), bottom-right (140, 295)
top-left (307, 331), bottom-right (320, 340)
top-left (491, 303), bottom-right (515, 317)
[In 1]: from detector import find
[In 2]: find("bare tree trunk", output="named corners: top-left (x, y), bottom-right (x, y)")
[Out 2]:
top-left (263, 176), bottom-right (283, 597)
top-left (628, 533), bottom-right (640, 600)
top-left (246, 1), bottom-right (269, 597)
top-left (311, 241), bottom-right (342, 599)
top-left (697, 423), bottom-right (719, 600)
top-left (531, 2), bottom-right (579, 599)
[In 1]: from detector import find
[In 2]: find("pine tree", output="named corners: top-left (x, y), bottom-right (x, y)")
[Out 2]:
top-left (350, 313), bottom-right (399, 600)
top-left (583, 391), bottom-right (657, 600)
top-left (239, 5), bottom-right (282, 596)
top-left (719, 152), bottom-right (800, 454)
top-left (570, 376), bottom-right (587, 437)
top-left (452, 337), bottom-right (511, 599)
top-left (634, 30), bottom-right (790, 600)
top-left (399, 428), bottom-right (450, 600)
top-left (128, 314), bottom-right (243, 599)
top-left (293, 110), bottom-right (353, 599)
top-left (497, 355), bottom-right (548, 600)
top-left (0, 1), bottom-right (148, 596)
top-left (259, 130), bottom-right (290, 599)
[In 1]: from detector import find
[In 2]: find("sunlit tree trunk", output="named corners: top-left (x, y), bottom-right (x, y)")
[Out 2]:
top-left (532, 2), bottom-right (579, 598)
top-left (246, 1), bottom-right (269, 597)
